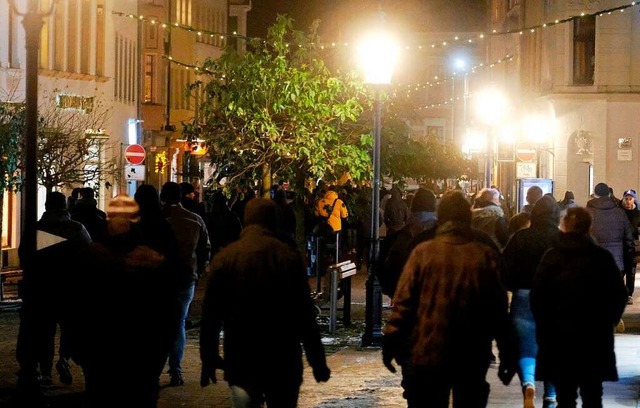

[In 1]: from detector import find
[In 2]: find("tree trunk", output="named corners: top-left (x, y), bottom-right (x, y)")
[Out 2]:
top-left (0, 189), bottom-right (4, 272)
top-left (261, 163), bottom-right (271, 199)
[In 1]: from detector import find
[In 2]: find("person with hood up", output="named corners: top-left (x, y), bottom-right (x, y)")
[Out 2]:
top-left (383, 186), bottom-right (411, 236)
top-left (620, 189), bottom-right (640, 304)
top-left (502, 195), bottom-right (562, 408)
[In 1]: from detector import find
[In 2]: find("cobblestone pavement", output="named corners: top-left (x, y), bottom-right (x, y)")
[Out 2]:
top-left (1, 272), bottom-right (640, 407)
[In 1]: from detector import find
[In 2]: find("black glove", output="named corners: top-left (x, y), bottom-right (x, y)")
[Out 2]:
top-left (312, 364), bottom-right (331, 383)
top-left (381, 334), bottom-right (399, 373)
top-left (497, 361), bottom-right (517, 385)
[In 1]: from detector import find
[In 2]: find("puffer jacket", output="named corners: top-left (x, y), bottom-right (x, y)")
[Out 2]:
top-left (316, 190), bottom-right (348, 232)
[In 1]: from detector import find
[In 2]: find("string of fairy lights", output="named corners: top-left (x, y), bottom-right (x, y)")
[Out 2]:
top-left (115, 1), bottom-right (639, 109)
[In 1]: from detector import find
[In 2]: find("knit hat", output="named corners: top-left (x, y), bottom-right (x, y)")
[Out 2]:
top-left (437, 191), bottom-right (471, 225)
top-left (105, 194), bottom-right (140, 222)
top-left (623, 189), bottom-right (638, 202)
top-left (411, 188), bottom-right (437, 212)
top-left (594, 182), bottom-right (610, 197)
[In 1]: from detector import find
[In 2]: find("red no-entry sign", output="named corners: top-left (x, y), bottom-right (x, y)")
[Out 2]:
top-left (125, 144), bottom-right (146, 165)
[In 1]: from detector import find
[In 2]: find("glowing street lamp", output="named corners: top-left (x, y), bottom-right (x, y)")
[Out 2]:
top-left (357, 20), bottom-right (399, 347)
top-left (475, 87), bottom-right (508, 187)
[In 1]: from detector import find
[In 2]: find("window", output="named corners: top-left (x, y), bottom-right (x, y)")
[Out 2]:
top-left (573, 15), bottom-right (595, 85)
top-left (144, 54), bottom-right (157, 103)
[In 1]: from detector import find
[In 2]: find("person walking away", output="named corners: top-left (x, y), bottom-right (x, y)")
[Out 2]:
top-left (70, 187), bottom-right (107, 243)
top-left (587, 183), bottom-right (634, 313)
top-left (15, 192), bottom-right (92, 406)
top-left (383, 186), bottom-right (410, 236)
top-left (531, 207), bottom-right (627, 407)
top-left (382, 191), bottom-right (517, 408)
top-left (620, 189), bottom-right (640, 304)
top-left (378, 187), bottom-right (438, 298)
top-left (78, 194), bottom-right (176, 407)
top-left (521, 186), bottom-right (543, 214)
top-left (315, 186), bottom-right (349, 263)
top-left (471, 187), bottom-right (510, 249)
top-left (160, 182), bottom-right (211, 386)
top-left (502, 195), bottom-right (561, 408)
top-left (200, 198), bottom-right (330, 407)
top-left (205, 190), bottom-right (242, 258)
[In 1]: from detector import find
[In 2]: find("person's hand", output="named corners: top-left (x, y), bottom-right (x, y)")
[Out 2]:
top-left (382, 349), bottom-right (397, 373)
top-left (381, 334), bottom-right (399, 373)
top-left (312, 364), bottom-right (331, 383)
top-left (497, 361), bottom-right (516, 385)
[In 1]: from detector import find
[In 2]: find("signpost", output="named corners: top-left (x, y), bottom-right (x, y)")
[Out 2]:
top-left (124, 144), bottom-right (146, 165)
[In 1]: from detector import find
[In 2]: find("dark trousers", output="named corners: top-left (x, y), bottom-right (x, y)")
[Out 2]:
top-left (554, 378), bottom-right (603, 408)
top-left (623, 265), bottom-right (636, 296)
top-left (401, 363), bottom-right (490, 408)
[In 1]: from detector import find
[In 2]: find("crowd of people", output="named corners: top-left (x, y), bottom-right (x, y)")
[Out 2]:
top-left (11, 179), bottom-right (640, 407)
top-left (380, 182), bottom-right (636, 408)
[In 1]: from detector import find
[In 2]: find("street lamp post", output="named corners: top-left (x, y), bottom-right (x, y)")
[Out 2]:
top-left (358, 20), bottom-right (399, 347)
top-left (8, 0), bottom-right (56, 271)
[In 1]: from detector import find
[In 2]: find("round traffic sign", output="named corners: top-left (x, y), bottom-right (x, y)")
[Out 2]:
top-left (125, 144), bottom-right (146, 165)
top-left (516, 143), bottom-right (537, 162)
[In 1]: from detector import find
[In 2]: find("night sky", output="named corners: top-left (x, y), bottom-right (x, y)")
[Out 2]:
top-left (247, 0), bottom-right (489, 39)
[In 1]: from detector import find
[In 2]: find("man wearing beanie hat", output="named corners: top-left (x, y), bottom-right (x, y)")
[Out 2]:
top-left (200, 198), bottom-right (331, 404)
top-left (620, 189), bottom-right (640, 304)
top-left (587, 182), bottom-right (634, 300)
top-left (160, 181), bottom-right (211, 387)
top-left (378, 188), bottom-right (438, 297)
top-left (382, 191), bottom-right (517, 406)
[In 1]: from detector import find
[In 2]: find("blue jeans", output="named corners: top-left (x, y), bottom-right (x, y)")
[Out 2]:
top-left (511, 289), bottom-right (556, 400)
top-left (168, 282), bottom-right (195, 376)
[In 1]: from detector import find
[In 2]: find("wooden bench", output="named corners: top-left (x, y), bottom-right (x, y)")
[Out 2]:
top-left (0, 269), bottom-right (23, 301)
top-left (327, 260), bottom-right (357, 334)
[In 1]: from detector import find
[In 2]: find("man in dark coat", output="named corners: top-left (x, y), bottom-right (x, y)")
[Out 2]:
top-left (70, 187), bottom-right (107, 243)
top-left (382, 191), bottom-right (516, 407)
top-left (200, 198), bottom-right (330, 407)
top-left (531, 207), bottom-right (627, 407)
top-left (586, 182), bottom-right (634, 275)
top-left (379, 187), bottom-right (438, 298)
top-left (15, 192), bottom-right (92, 405)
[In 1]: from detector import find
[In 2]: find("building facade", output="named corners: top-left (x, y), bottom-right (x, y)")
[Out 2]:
top-left (0, 0), bottom-right (250, 269)
top-left (487, 0), bottom-right (640, 206)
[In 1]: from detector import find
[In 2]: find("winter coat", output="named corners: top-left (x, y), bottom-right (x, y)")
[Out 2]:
top-left (200, 225), bottom-right (327, 386)
top-left (316, 190), bottom-right (348, 232)
top-left (531, 232), bottom-right (627, 382)
top-left (162, 203), bottom-right (211, 288)
top-left (70, 198), bottom-right (107, 243)
top-left (383, 188), bottom-right (410, 235)
top-left (502, 199), bottom-right (561, 291)
top-left (384, 221), bottom-right (514, 370)
top-left (378, 211), bottom-right (437, 297)
top-left (587, 196), bottom-right (634, 271)
top-left (471, 203), bottom-right (509, 249)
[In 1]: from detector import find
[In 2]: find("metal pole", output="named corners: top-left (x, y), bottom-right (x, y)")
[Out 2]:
top-left (20, 12), bottom-right (45, 274)
top-left (362, 88), bottom-right (383, 347)
top-left (486, 127), bottom-right (493, 188)
top-left (463, 73), bottom-right (468, 141)
top-left (451, 78), bottom-right (455, 141)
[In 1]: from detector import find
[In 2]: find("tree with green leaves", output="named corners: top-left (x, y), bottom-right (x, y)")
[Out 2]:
top-left (184, 15), bottom-right (373, 195)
